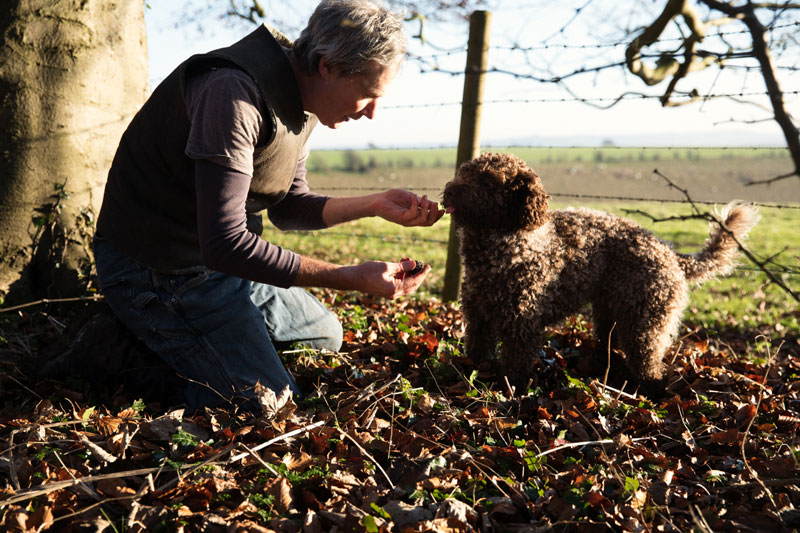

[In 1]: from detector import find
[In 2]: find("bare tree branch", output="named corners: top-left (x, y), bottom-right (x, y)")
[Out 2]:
top-left (699, 0), bottom-right (800, 180)
top-left (625, 0), bottom-right (719, 90)
top-left (746, 170), bottom-right (800, 186)
top-left (641, 169), bottom-right (799, 302)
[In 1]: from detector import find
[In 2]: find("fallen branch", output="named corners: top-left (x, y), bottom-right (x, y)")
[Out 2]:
top-left (337, 428), bottom-right (396, 490)
top-left (228, 420), bottom-right (325, 463)
top-left (0, 294), bottom-right (104, 314)
top-left (532, 436), bottom-right (652, 459)
top-left (633, 169), bottom-right (799, 303)
top-left (740, 338), bottom-right (784, 521)
top-left (0, 467), bottom-right (162, 508)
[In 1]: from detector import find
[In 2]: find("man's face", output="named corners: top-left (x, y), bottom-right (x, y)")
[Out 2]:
top-left (315, 59), bottom-right (399, 129)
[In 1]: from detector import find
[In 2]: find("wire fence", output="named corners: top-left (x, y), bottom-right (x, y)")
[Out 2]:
top-left (382, 90), bottom-right (800, 108)
top-left (301, 12), bottom-right (800, 297)
top-left (278, 143), bottom-right (800, 287)
top-left (277, 229), bottom-right (799, 279)
top-left (409, 20), bottom-right (800, 57)
top-left (307, 186), bottom-right (800, 211)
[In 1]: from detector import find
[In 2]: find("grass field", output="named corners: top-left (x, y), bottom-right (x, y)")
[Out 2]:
top-left (307, 146), bottom-right (792, 173)
top-left (306, 148), bottom-right (799, 207)
top-left (264, 150), bottom-right (800, 337)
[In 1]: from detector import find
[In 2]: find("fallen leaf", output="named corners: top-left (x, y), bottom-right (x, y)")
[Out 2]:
top-left (255, 383), bottom-right (296, 421)
top-left (710, 428), bottom-right (741, 445)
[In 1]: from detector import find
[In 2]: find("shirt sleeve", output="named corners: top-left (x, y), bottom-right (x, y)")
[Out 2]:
top-left (185, 69), bottom-right (300, 287)
top-left (195, 159), bottom-right (301, 287)
top-left (185, 68), bottom-right (269, 176)
top-left (267, 144), bottom-right (331, 230)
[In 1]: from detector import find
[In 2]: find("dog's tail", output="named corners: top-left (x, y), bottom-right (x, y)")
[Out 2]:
top-left (678, 201), bottom-right (759, 283)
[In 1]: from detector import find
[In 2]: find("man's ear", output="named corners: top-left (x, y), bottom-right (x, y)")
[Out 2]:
top-left (318, 57), bottom-right (335, 80)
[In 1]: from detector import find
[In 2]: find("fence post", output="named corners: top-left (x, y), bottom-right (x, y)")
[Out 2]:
top-left (442, 10), bottom-right (491, 302)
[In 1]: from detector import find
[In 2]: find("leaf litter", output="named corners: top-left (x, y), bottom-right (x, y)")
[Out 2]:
top-left (0, 290), bottom-right (799, 532)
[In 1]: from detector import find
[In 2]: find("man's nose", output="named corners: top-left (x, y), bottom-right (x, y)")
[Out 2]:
top-left (360, 99), bottom-right (378, 120)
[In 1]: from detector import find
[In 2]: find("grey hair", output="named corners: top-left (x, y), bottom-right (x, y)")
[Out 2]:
top-left (293, 0), bottom-right (406, 77)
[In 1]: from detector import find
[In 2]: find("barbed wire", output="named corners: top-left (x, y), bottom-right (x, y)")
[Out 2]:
top-left (278, 229), bottom-right (448, 246)
top-left (309, 187), bottom-right (800, 210)
top-left (542, 0), bottom-right (594, 44)
top-left (272, 229), bottom-right (799, 277)
top-left (382, 90), bottom-right (800, 109)
top-left (547, 192), bottom-right (800, 210)
top-left (412, 56), bottom-right (800, 82)
top-left (314, 145), bottom-right (789, 151)
top-left (409, 21), bottom-right (800, 59)
top-left (722, 64), bottom-right (800, 72)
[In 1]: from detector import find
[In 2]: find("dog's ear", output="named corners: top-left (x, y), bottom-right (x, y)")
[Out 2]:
top-left (511, 171), bottom-right (549, 231)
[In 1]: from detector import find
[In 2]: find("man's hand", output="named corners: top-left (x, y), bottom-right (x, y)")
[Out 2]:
top-left (295, 257), bottom-right (431, 299)
top-left (353, 259), bottom-right (432, 298)
top-left (321, 189), bottom-right (444, 228)
top-left (374, 189), bottom-right (444, 227)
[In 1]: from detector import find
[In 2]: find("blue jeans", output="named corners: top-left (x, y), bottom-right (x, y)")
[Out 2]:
top-left (93, 236), bottom-right (342, 409)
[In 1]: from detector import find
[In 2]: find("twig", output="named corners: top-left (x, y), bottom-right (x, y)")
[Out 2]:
top-left (0, 467), bottom-right (163, 508)
top-left (712, 477), bottom-right (800, 493)
top-left (740, 337), bottom-right (784, 519)
top-left (50, 495), bottom-right (139, 525)
top-left (691, 503), bottom-right (715, 533)
top-left (592, 381), bottom-right (638, 400)
top-left (79, 435), bottom-right (117, 464)
top-left (0, 294), bottom-right (103, 314)
top-left (602, 322), bottom-right (616, 395)
top-left (746, 170), bottom-right (800, 186)
top-left (532, 437), bottom-right (651, 459)
top-left (503, 375), bottom-right (515, 398)
top-left (175, 373), bottom-right (233, 405)
top-left (650, 169), bottom-right (799, 303)
top-left (3, 374), bottom-right (43, 401)
top-left (677, 403), bottom-right (699, 452)
top-left (238, 443), bottom-right (280, 476)
top-left (126, 473), bottom-right (154, 530)
top-left (228, 420), bottom-right (324, 463)
top-left (337, 428), bottom-right (395, 490)
top-left (52, 450), bottom-right (102, 501)
top-left (7, 433), bottom-right (20, 492)
top-left (154, 442), bottom-right (238, 493)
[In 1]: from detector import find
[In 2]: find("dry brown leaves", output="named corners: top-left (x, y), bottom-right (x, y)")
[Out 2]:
top-left (1, 291), bottom-right (799, 532)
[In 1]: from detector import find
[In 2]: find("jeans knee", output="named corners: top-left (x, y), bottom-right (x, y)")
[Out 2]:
top-left (313, 312), bottom-right (343, 352)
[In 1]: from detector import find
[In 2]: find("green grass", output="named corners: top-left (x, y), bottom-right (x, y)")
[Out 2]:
top-left (262, 200), bottom-right (799, 336)
top-left (306, 146), bottom-right (792, 173)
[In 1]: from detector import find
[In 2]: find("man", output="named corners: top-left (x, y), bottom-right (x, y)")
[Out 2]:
top-left (94, 0), bottom-right (443, 409)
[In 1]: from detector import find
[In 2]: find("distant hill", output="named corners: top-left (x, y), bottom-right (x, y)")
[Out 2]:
top-left (484, 130), bottom-right (786, 148)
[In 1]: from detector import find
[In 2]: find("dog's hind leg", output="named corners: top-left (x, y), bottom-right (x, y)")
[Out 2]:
top-left (589, 303), bottom-right (629, 381)
top-left (617, 299), bottom-right (684, 394)
top-left (592, 301), bottom-right (619, 356)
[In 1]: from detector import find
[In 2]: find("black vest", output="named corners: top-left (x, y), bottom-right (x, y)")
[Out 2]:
top-left (97, 24), bottom-right (316, 271)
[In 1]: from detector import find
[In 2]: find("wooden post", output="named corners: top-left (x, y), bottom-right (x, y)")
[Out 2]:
top-left (442, 10), bottom-right (491, 302)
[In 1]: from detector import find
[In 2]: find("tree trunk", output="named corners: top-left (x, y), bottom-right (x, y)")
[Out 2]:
top-left (0, 0), bottom-right (148, 302)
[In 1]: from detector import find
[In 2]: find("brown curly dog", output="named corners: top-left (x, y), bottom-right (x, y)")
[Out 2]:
top-left (442, 152), bottom-right (759, 394)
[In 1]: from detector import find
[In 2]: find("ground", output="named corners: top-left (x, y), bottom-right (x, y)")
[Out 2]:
top-left (1, 290), bottom-right (799, 532)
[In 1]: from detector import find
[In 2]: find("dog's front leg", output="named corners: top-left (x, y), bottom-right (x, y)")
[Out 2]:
top-left (463, 317), bottom-right (495, 366)
top-left (460, 293), bottom-right (496, 366)
top-left (497, 322), bottom-right (542, 392)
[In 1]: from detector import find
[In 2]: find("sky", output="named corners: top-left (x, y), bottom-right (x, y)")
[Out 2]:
top-left (144, 1), bottom-right (799, 150)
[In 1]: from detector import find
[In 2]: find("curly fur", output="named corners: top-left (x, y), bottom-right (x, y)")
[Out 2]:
top-left (442, 152), bottom-right (759, 393)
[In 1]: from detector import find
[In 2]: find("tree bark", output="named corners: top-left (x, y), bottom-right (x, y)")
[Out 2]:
top-left (0, 0), bottom-right (148, 302)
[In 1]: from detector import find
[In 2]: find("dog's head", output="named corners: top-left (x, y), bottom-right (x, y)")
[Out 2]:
top-left (442, 152), bottom-right (549, 233)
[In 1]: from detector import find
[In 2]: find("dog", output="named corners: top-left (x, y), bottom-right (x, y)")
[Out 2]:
top-left (442, 152), bottom-right (759, 393)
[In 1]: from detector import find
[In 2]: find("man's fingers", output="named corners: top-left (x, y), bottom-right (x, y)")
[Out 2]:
top-left (399, 264), bottom-right (431, 295)
top-left (405, 194), bottom-right (445, 226)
